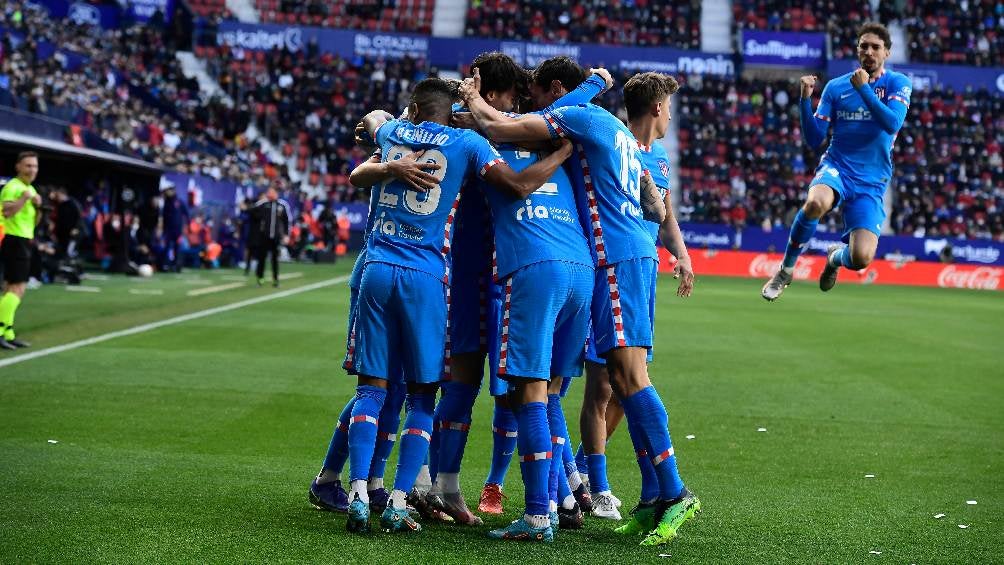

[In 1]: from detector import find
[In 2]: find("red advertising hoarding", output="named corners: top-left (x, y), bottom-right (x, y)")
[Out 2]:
top-left (658, 249), bottom-right (1003, 292)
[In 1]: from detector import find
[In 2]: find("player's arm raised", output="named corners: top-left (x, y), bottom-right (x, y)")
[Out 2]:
top-left (349, 151), bottom-right (442, 192)
top-left (483, 140), bottom-right (574, 199)
top-left (798, 75), bottom-right (828, 150)
top-left (851, 69), bottom-right (910, 134)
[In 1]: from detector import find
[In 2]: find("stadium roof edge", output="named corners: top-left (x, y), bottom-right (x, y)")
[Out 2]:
top-left (0, 130), bottom-right (164, 175)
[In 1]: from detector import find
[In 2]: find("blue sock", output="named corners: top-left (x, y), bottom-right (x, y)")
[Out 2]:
top-left (627, 417), bottom-right (660, 504)
top-left (435, 381), bottom-right (478, 476)
top-left (587, 454), bottom-right (610, 494)
top-left (486, 402), bottom-right (517, 486)
top-left (782, 209), bottom-right (819, 269)
top-left (516, 401), bottom-right (551, 517)
top-left (574, 443), bottom-right (589, 478)
top-left (621, 386), bottom-right (684, 501)
top-left (546, 394), bottom-right (573, 505)
top-left (428, 386), bottom-right (444, 484)
top-left (368, 381), bottom-right (405, 481)
top-left (393, 393), bottom-right (436, 494)
top-left (320, 396), bottom-right (355, 476)
top-left (836, 245), bottom-right (855, 269)
top-left (347, 385), bottom-right (386, 483)
top-left (561, 435), bottom-right (577, 478)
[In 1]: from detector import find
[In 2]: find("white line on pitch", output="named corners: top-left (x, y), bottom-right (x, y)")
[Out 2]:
top-left (129, 289), bottom-right (165, 296)
top-left (0, 275), bottom-right (349, 369)
top-left (186, 282), bottom-right (246, 297)
top-left (278, 272), bottom-right (303, 281)
top-left (66, 286), bottom-right (101, 293)
top-left (82, 274), bottom-right (111, 281)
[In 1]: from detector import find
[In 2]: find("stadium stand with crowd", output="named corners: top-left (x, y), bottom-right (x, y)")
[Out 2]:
top-left (1, 0), bottom-right (1001, 278)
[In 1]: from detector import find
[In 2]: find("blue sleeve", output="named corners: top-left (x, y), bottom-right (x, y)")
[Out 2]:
top-left (549, 75), bottom-right (606, 110)
top-left (542, 105), bottom-right (593, 140)
top-left (856, 76), bottom-right (910, 134)
top-left (800, 96), bottom-right (828, 150)
top-left (374, 118), bottom-right (398, 147)
top-left (467, 133), bottom-right (505, 178)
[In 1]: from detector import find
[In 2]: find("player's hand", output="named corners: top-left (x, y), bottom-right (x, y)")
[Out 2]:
top-left (673, 255), bottom-right (695, 297)
top-left (354, 120), bottom-right (375, 148)
top-left (799, 75), bottom-right (817, 98)
top-left (386, 150), bottom-right (442, 192)
top-left (450, 111), bottom-right (479, 131)
top-left (851, 68), bottom-right (869, 89)
top-left (551, 139), bottom-right (573, 159)
top-left (459, 68), bottom-right (482, 104)
top-left (589, 67), bottom-right (614, 91)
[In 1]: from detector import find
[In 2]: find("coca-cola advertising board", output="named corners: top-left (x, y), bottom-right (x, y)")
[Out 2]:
top-left (657, 249), bottom-right (1002, 292)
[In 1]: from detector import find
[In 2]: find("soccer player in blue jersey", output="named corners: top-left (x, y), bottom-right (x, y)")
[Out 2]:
top-left (343, 77), bottom-right (572, 534)
top-left (309, 148), bottom-right (442, 513)
top-left (461, 67), bottom-right (701, 546)
top-left (478, 135), bottom-right (593, 542)
top-left (451, 57), bottom-right (611, 520)
top-left (424, 52), bottom-right (530, 527)
top-left (762, 22), bottom-right (912, 300)
top-left (577, 72), bottom-right (695, 524)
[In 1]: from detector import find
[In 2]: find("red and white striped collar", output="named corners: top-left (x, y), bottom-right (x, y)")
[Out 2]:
top-left (636, 140), bottom-right (652, 152)
top-left (868, 69), bottom-right (886, 83)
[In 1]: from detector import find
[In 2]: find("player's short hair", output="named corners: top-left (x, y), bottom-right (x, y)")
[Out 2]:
top-left (531, 56), bottom-right (587, 93)
top-left (472, 52), bottom-right (529, 98)
top-left (410, 78), bottom-right (459, 116)
top-left (857, 22), bottom-right (891, 50)
top-left (623, 72), bottom-right (680, 121)
top-left (16, 151), bottom-right (38, 163)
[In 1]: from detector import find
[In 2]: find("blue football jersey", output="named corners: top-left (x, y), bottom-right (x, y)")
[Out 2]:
top-left (349, 187), bottom-right (380, 289)
top-left (814, 70), bottom-right (911, 188)
top-left (367, 119), bottom-right (505, 281)
top-left (543, 104), bottom-right (657, 266)
top-left (481, 145), bottom-right (592, 280)
top-left (638, 141), bottom-right (671, 243)
top-left (450, 182), bottom-right (493, 276)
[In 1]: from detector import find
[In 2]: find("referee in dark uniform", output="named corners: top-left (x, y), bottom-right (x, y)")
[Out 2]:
top-left (1, 151), bottom-right (42, 350)
top-left (254, 187), bottom-right (291, 287)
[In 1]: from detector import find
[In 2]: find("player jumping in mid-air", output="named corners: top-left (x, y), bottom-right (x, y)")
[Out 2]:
top-left (762, 22), bottom-right (912, 300)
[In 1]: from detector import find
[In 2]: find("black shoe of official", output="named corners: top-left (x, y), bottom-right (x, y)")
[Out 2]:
top-left (8, 338), bottom-right (30, 348)
top-left (0, 337), bottom-right (18, 350)
top-left (273, 280), bottom-right (280, 288)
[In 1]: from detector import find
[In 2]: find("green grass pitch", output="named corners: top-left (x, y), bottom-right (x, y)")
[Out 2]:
top-left (1, 261), bottom-right (1001, 563)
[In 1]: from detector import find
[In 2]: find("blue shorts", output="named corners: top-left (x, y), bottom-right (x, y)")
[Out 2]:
top-left (590, 258), bottom-right (657, 358)
top-left (495, 261), bottom-right (592, 381)
top-left (811, 163), bottom-right (886, 242)
top-left (349, 262), bottom-right (447, 384)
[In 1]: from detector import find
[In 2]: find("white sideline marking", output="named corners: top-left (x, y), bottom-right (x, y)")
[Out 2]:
top-left (129, 289), bottom-right (165, 296)
top-left (0, 276), bottom-right (349, 369)
top-left (66, 286), bottom-right (101, 293)
top-left (186, 282), bottom-right (245, 296)
top-left (278, 272), bottom-right (303, 281)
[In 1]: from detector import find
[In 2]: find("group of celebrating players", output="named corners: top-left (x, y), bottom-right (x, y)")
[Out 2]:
top-left (303, 21), bottom-right (910, 546)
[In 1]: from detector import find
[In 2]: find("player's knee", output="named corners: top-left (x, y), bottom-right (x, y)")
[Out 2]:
top-left (802, 198), bottom-right (827, 219)
top-left (849, 248), bottom-right (875, 269)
